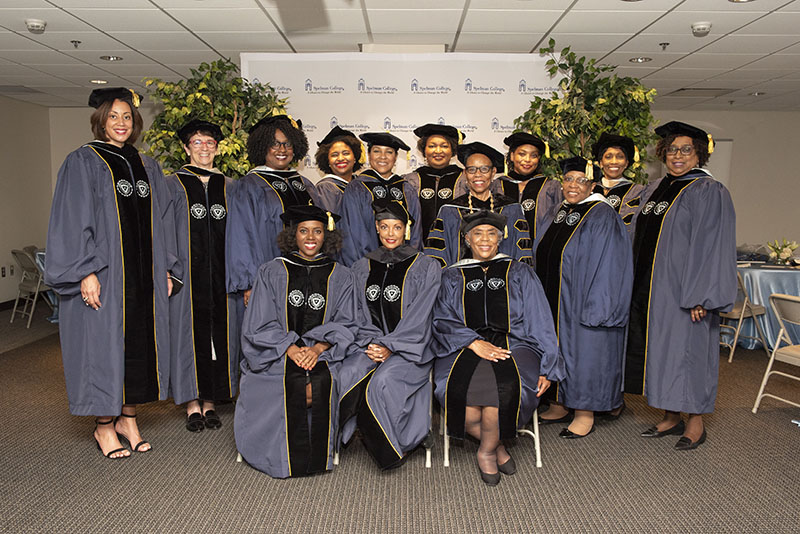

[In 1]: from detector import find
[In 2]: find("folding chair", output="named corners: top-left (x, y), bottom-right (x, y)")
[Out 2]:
top-left (720, 271), bottom-right (770, 363)
top-left (442, 407), bottom-right (542, 468)
top-left (752, 294), bottom-right (800, 413)
top-left (10, 249), bottom-right (52, 329)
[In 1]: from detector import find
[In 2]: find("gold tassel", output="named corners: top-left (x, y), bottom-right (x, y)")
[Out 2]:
top-left (358, 144), bottom-right (366, 164)
top-left (457, 129), bottom-right (463, 144)
top-left (544, 141), bottom-right (550, 159)
top-left (504, 159), bottom-right (509, 176)
top-left (129, 89), bottom-right (140, 108)
top-left (405, 223), bottom-right (411, 241)
top-left (634, 145), bottom-right (640, 163)
top-left (406, 150), bottom-right (410, 162)
top-left (707, 134), bottom-right (714, 154)
top-left (326, 211), bottom-right (335, 232)
top-left (585, 160), bottom-right (594, 181)
top-left (287, 114), bottom-right (298, 130)
top-left (504, 226), bottom-right (508, 239)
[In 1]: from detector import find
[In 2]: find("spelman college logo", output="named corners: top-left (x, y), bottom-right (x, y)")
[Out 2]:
top-left (304, 78), bottom-right (344, 95)
top-left (464, 78), bottom-right (506, 95)
top-left (358, 77), bottom-right (397, 95)
top-left (518, 79), bottom-right (560, 96)
top-left (410, 78), bottom-right (452, 95)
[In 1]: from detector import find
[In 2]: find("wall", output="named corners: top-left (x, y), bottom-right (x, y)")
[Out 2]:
top-left (0, 95), bottom-right (53, 302)
top-left (653, 110), bottom-right (798, 246)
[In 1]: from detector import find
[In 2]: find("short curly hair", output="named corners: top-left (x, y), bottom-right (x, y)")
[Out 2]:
top-left (247, 123), bottom-right (309, 167)
top-left (416, 134), bottom-right (458, 158)
top-left (314, 135), bottom-right (364, 175)
top-left (655, 134), bottom-right (710, 167)
top-left (276, 224), bottom-right (344, 257)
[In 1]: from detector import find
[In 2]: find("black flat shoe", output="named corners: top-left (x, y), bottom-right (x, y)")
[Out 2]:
top-left (675, 430), bottom-right (707, 451)
top-left (559, 426), bottom-right (595, 439)
top-left (186, 412), bottom-right (204, 432)
top-left (538, 412), bottom-right (573, 425)
top-left (203, 410), bottom-right (222, 430)
top-left (479, 468), bottom-right (501, 486)
top-left (498, 456), bottom-right (516, 476)
top-left (598, 402), bottom-right (626, 422)
top-left (640, 420), bottom-right (685, 438)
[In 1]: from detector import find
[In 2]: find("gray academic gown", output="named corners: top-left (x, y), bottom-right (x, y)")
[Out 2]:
top-left (315, 174), bottom-right (349, 215)
top-left (337, 248), bottom-right (441, 468)
top-left (45, 142), bottom-right (179, 416)
top-left (166, 167), bottom-right (241, 404)
top-left (234, 256), bottom-right (357, 478)
top-left (625, 169), bottom-right (737, 414)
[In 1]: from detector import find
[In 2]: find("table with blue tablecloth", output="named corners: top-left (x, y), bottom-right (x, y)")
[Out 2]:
top-left (728, 264), bottom-right (800, 350)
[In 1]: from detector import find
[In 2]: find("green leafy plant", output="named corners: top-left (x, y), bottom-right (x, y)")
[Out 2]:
top-left (143, 59), bottom-right (287, 177)
top-left (515, 39), bottom-right (659, 183)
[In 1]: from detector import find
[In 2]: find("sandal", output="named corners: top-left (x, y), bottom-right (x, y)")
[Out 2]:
top-left (186, 412), bottom-right (205, 432)
top-left (115, 413), bottom-right (152, 453)
top-left (203, 410), bottom-right (222, 430)
top-left (94, 418), bottom-right (129, 459)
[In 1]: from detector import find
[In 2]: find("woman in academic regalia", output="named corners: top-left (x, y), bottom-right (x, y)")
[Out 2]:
top-left (45, 87), bottom-right (179, 458)
top-left (535, 157), bottom-right (633, 438)
top-left (591, 133), bottom-right (645, 233)
top-left (225, 114), bottom-right (320, 307)
top-left (424, 142), bottom-right (532, 266)
top-left (167, 119), bottom-right (240, 432)
top-left (339, 132), bottom-right (423, 266)
top-left (235, 205), bottom-right (357, 478)
top-left (492, 132), bottom-right (562, 247)
top-left (625, 121), bottom-right (736, 450)
top-left (314, 125), bottom-right (364, 214)
top-left (337, 200), bottom-right (441, 469)
top-left (430, 211), bottom-right (564, 486)
top-left (403, 123), bottom-right (466, 241)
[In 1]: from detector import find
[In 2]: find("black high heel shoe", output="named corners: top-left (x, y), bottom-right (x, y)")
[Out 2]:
top-left (115, 413), bottom-right (152, 453)
top-left (94, 418), bottom-right (129, 459)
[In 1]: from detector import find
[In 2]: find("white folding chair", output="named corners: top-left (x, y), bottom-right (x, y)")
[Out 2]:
top-left (10, 249), bottom-right (52, 329)
top-left (720, 271), bottom-right (770, 363)
top-left (442, 407), bottom-right (542, 468)
top-left (752, 294), bottom-right (800, 413)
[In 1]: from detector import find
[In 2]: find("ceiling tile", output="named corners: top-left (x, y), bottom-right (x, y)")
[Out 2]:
top-left (166, 8), bottom-right (272, 31)
top-left (602, 52), bottom-right (686, 69)
top-left (0, 64), bottom-right (43, 75)
top-left (618, 33), bottom-right (708, 55)
top-left (144, 50), bottom-right (225, 64)
top-left (150, 0), bottom-right (257, 7)
top-left (69, 8), bottom-right (184, 31)
top-left (27, 31), bottom-right (123, 51)
top-left (61, 48), bottom-right (151, 64)
top-left (553, 10), bottom-right (664, 34)
top-left (468, 0), bottom-right (573, 8)
top-left (0, 73), bottom-right (78, 86)
top-left (287, 33), bottom-right (367, 51)
top-left (644, 10), bottom-right (763, 36)
top-left (461, 10), bottom-right (562, 34)
top-left (49, 0), bottom-right (153, 7)
top-left (0, 0), bottom-right (52, 7)
top-left (197, 32), bottom-right (289, 51)
top-left (671, 53), bottom-right (764, 70)
top-left (744, 55), bottom-right (800, 69)
top-left (0, 30), bottom-right (51, 50)
top-left (572, 0), bottom-right (681, 9)
top-left (30, 63), bottom-right (111, 77)
top-left (455, 33), bottom-right (538, 53)
top-left (0, 49), bottom-right (82, 64)
top-left (108, 31), bottom-right (208, 51)
top-left (645, 67), bottom-right (728, 81)
top-left (369, 10), bottom-right (461, 33)
top-left (266, 8), bottom-right (366, 33)
top-left (371, 33), bottom-right (454, 46)
top-left (99, 64), bottom-right (181, 78)
top-left (60, 74), bottom-right (140, 86)
top-left (676, 0), bottom-right (788, 12)
top-left (709, 68), bottom-right (797, 81)
top-left (735, 11), bottom-right (800, 35)
top-left (0, 8), bottom-right (94, 32)
top-left (700, 34), bottom-right (800, 54)
top-left (364, 0), bottom-right (465, 7)
top-left (547, 33), bottom-right (630, 53)
top-left (611, 66), bottom-right (660, 80)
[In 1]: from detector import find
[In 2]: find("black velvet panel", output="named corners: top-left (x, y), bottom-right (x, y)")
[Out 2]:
top-left (357, 386), bottom-right (403, 469)
top-left (416, 165), bottom-right (462, 240)
top-left (518, 177), bottom-right (548, 238)
top-left (284, 358), bottom-right (333, 476)
top-left (253, 170), bottom-right (314, 214)
top-left (364, 254), bottom-right (417, 334)
top-left (597, 182), bottom-right (635, 213)
top-left (283, 257), bottom-right (335, 340)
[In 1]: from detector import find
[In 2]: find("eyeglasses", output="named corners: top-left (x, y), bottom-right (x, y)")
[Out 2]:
top-left (190, 139), bottom-right (217, 148)
top-left (666, 145), bottom-right (695, 156)
top-left (563, 175), bottom-right (591, 185)
top-left (270, 140), bottom-right (294, 150)
top-left (465, 165), bottom-right (492, 175)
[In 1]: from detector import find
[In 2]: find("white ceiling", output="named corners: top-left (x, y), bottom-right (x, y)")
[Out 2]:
top-left (0, 0), bottom-right (799, 111)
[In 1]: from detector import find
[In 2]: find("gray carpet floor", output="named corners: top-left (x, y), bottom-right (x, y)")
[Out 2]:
top-left (1, 334), bottom-right (798, 533)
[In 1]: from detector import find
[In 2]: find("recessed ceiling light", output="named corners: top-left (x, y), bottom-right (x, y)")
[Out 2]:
top-left (749, 91), bottom-right (766, 96)
top-left (629, 57), bottom-right (652, 63)
top-left (729, 0), bottom-right (755, 3)
top-left (90, 79), bottom-right (108, 84)
top-left (99, 55), bottom-right (123, 61)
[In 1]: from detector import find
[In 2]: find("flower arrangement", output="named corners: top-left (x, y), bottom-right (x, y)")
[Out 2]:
top-left (766, 238), bottom-right (798, 265)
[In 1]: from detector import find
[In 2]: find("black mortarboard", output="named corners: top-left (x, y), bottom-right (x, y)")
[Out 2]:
top-left (317, 125), bottom-right (358, 146)
top-left (372, 199), bottom-right (413, 225)
top-left (655, 120), bottom-right (714, 154)
top-left (503, 132), bottom-right (547, 156)
top-left (248, 114), bottom-right (302, 134)
top-left (592, 133), bottom-right (636, 164)
top-left (359, 132), bottom-right (410, 152)
top-left (280, 204), bottom-right (340, 231)
top-left (88, 87), bottom-right (140, 109)
top-left (456, 142), bottom-right (505, 171)
top-left (560, 156), bottom-right (601, 182)
top-left (460, 209), bottom-right (507, 236)
top-left (178, 119), bottom-right (223, 145)
top-left (413, 123), bottom-right (464, 144)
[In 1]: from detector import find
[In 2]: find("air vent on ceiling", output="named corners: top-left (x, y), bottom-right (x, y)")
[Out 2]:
top-left (664, 88), bottom-right (735, 98)
top-left (0, 86), bottom-right (44, 95)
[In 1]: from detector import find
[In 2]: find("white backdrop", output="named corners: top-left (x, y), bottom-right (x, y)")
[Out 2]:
top-left (241, 52), bottom-right (557, 180)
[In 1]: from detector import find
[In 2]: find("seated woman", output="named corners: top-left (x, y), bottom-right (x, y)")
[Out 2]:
top-left (591, 132), bottom-right (644, 232)
top-left (168, 118), bottom-right (240, 432)
top-left (339, 132), bottom-right (423, 265)
top-left (535, 157), bottom-right (633, 438)
top-left (493, 132), bottom-right (562, 245)
top-left (424, 141), bottom-right (531, 266)
top-left (430, 210), bottom-right (564, 486)
top-left (234, 205), bottom-right (357, 478)
top-left (403, 123), bottom-right (465, 241)
top-left (314, 125), bottom-right (364, 214)
top-left (338, 200), bottom-right (441, 469)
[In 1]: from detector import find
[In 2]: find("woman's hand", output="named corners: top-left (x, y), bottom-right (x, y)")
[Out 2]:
top-left (286, 344), bottom-right (307, 368)
top-left (690, 305), bottom-right (707, 322)
top-left (536, 376), bottom-right (551, 397)
top-left (167, 272), bottom-right (173, 297)
top-left (80, 273), bottom-right (102, 310)
top-left (243, 288), bottom-right (252, 308)
top-left (468, 339), bottom-right (511, 362)
top-left (366, 343), bottom-right (391, 363)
